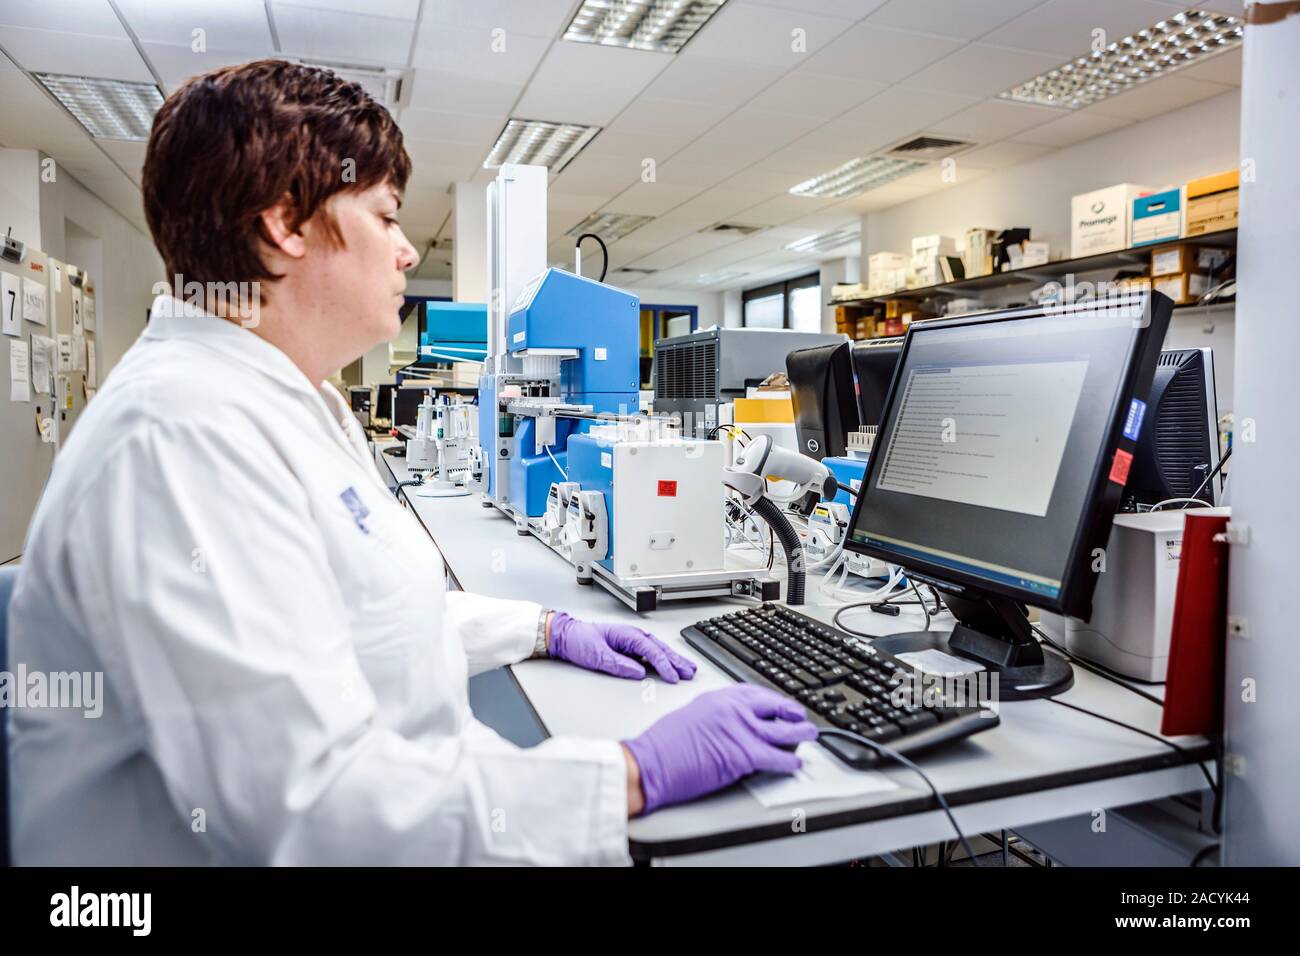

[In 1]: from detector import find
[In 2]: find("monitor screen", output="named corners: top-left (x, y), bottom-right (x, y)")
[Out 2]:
top-left (850, 338), bottom-right (903, 427)
top-left (845, 296), bottom-right (1170, 615)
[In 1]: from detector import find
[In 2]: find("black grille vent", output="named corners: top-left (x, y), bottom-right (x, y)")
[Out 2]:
top-left (1156, 354), bottom-right (1210, 498)
top-left (656, 340), bottom-right (717, 400)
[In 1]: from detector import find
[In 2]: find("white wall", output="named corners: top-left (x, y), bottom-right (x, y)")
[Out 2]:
top-left (0, 148), bottom-right (41, 248)
top-left (858, 89), bottom-right (1243, 406)
top-left (36, 159), bottom-right (165, 378)
top-left (631, 285), bottom-right (723, 331)
top-left (861, 90), bottom-right (1242, 260)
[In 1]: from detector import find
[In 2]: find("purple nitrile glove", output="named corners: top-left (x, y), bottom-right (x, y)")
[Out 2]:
top-left (548, 611), bottom-right (698, 683)
top-left (622, 685), bottom-right (820, 814)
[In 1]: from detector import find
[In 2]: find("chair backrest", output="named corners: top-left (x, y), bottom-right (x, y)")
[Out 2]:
top-left (0, 564), bottom-right (19, 867)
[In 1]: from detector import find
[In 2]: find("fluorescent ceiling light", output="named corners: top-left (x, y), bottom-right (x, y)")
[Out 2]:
top-left (789, 157), bottom-right (926, 199)
top-left (34, 74), bottom-right (163, 141)
top-left (484, 119), bottom-right (600, 174)
top-left (1000, 9), bottom-right (1243, 110)
top-left (785, 227), bottom-right (860, 254)
top-left (564, 0), bottom-right (729, 54)
top-left (566, 212), bottom-right (655, 242)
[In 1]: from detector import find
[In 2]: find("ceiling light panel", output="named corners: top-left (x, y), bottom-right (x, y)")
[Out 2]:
top-left (566, 212), bottom-right (656, 241)
top-left (564, 0), bottom-right (729, 54)
top-left (785, 227), bottom-right (860, 254)
top-left (298, 60), bottom-right (404, 109)
top-left (789, 157), bottom-right (926, 200)
top-left (999, 9), bottom-right (1243, 110)
top-left (484, 119), bottom-right (601, 174)
top-left (34, 74), bottom-right (163, 141)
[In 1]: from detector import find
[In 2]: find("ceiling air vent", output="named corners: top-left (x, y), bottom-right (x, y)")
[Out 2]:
top-left (700, 222), bottom-right (768, 237)
top-left (611, 267), bottom-right (658, 277)
top-left (881, 135), bottom-right (974, 161)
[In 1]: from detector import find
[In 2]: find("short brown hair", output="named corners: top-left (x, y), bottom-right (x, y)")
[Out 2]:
top-left (143, 59), bottom-right (411, 288)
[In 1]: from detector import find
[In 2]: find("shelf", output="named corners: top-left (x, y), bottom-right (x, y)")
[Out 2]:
top-left (829, 228), bottom-right (1237, 308)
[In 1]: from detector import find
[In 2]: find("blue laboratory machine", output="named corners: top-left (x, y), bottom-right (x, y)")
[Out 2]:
top-left (477, 166), bottom-right (777, 610)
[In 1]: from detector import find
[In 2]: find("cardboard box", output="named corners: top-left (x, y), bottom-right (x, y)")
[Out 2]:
top-left (1150, 243), bottom-right (1231, 277)
top-left (1071, 183), bottom-right (1152, 258)
top-left (884, 297), bottom-right (920, 319)
top-left (1153, 271), bottom-right (1209, 305)
top-left (1186, 170), bottom-right (1239, 236)
top-left (1131, 187), bottom-right (1184, 247)
top-left (911, 235), bottom-right (958, 256)
top-left (868, 252), bottom-right (908, 293)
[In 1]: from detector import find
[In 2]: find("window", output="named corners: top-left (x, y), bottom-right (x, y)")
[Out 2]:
top-left (639, 304), bottom-right (699, 389)
top-left (742, 272), bottom-right (821, 330)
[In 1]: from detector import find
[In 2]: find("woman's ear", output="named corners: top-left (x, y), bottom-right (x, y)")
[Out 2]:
top-left (258, 196), bottom-right (307, 260)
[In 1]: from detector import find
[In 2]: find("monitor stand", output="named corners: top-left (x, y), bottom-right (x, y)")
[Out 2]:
top-left (871, 590), bottom-right (1074, 701)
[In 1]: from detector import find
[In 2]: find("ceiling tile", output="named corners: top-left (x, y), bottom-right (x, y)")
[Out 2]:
top-left (681, 1), bottom-right (856, 67)
top-left (736, 193), bottom-right (837, 226)
top-left (1086, 76), bottom-right (1232, 121)
top-left (514, 43), bottom-right (673, 127)
top-left (866, 0), bottom-right (1045, 40)
top-left (601, 182), bottom-right (700, 217)
top-left (406, 69), bottom-right (522, 114)
top-left (706, 105), bottom-right (824, 146)
top-left (929, 98), bottom-right (1064, 142)
top-left (647, 158), bottom-right (735, 191)
top-left (0, 1), bottom-right (127, 37)
top-left (96, 138), bottom-right (147, 184)
top-left (905, 43), bottom-right (1063, 99)
top-left (640, 57), bottom-right (781, 111)
top-left (678, 184), bottom-right (766, 221)
top-left (116, 1), bottom-right (274, 50)
top-left (549, 152), bottom-right (643, 196)
top-left (1170, 46), bottom-right (1242, 86)
top-left (399, 107), bottom-right (504, 144)
top-left (608, 97), bottom-right (733, 140)
top-left (829, 85), bottom-right (982, 153)
top-left (142, 44), bottom-right (265, 90)
top-left (1010, 108), bottom-right (1133, 147)
top-left (750, 71), bottom-right (885, 119)
top-left (740, 0), bottom-right (889, 17)
top-left (271, 3), bottom-right (414, 65)
top-left (1, 27), bottom-right (154, 81)
top-left (412, 21), bottom-right (549, 83)
top-left (423, 0), bottom-right (575, 38)
top-left (581, 128), bottom-right (679, 160)
top-left (402, 139), bottom-right (485, 173)
top-left (982, 0), bottom-right (1182, 58)
top-left (276, 0), bottom-right (421, 18)
top-left (800, 23), bottom-right (962, 84)
top-left (956, 139), bottom-right (1057, 170)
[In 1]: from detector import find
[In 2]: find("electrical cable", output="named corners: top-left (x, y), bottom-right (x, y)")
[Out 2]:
top-left (818, 728), bottom-right (980, 866)
top-left (1150, 497), bottom-right (1212, 511)
top-left (1189, 843), bottom-right (1219, 867)
top-left (1041, 696), bottom-right (1218, 797)
top-left (543, 444), bottom-right (568, 480)
top-left (909, 578), bottom-right (931, 632)
top-left (751, 495), bottom-right (804, 603)
top-left (1030, 623), bottom-right (1164, 706)
top-left (574, 232), bottom-right (609, 282)
top-left (393, 476), bottom-right (424, 499)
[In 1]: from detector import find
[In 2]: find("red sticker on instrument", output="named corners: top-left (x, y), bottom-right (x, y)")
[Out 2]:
top-left (1109, 449), bottom-right (1133, 485)
top-left (657, 480), bottom-right (678, 497)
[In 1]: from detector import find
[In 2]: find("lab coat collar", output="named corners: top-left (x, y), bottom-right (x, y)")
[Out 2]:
top-left (145, 294), bottom-right (318, 398)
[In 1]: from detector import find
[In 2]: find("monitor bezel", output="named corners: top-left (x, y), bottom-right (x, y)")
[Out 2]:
top-left (841, 291), bottom-right (1173, 619)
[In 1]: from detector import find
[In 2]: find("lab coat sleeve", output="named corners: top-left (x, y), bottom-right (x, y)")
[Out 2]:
top-left (66, 420), bottom-right (629, 866)
top-left (442, 590), bottom-right (544, 676)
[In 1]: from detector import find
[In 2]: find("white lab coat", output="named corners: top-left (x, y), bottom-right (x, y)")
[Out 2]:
top-left (7, 295), bottom-right (630, 866)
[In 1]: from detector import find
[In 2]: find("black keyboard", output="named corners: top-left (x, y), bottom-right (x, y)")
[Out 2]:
top-left (682, 603), bottom-right (999, 769)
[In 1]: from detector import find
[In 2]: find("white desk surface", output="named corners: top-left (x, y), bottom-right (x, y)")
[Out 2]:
top-left (377, 446), bottom-right (1212, 865)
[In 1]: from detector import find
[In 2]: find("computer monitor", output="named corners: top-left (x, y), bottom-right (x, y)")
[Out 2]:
top-left (850, 337), bottom-right (904, 426)
top-left (375, 383), bottom-right (396, 424)
top-left (394, 384), bottom-right (433, 429)
top-left (843, 292), bottom-right (1173, 699)
top-left (1123, 347), bottom-right (1220, 510)
top-left (786, 342), bottom-right (859, 459)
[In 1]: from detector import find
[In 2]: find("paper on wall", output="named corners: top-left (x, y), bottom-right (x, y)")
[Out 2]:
top-left (71, 287), bottom-right (83, 335)
top-left (87, 338), bottom-right (97, 388)
top-left (21, 277), bottom-right (47, 326)
top-left (10, 339), bottom-right (31, 402)
top-left (31, 334), bottom-right (53, 395)
top-left (72, 334), bottom-right (86, 372)
top-left (84, 295), bottom-right (95, 332)
top-left (53, 263), bottom-right (62, 293)
top-left (2, 272), bottom-right (19, 336)
top-left (56, 333), bottom-right (72, 373)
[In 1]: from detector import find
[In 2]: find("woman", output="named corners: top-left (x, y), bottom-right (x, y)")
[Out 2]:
top-left (7, 60), bottom-right (815, 865)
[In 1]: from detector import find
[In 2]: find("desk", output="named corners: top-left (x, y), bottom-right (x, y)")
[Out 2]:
top-left (377, 446), bottom-right (1214, 866)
